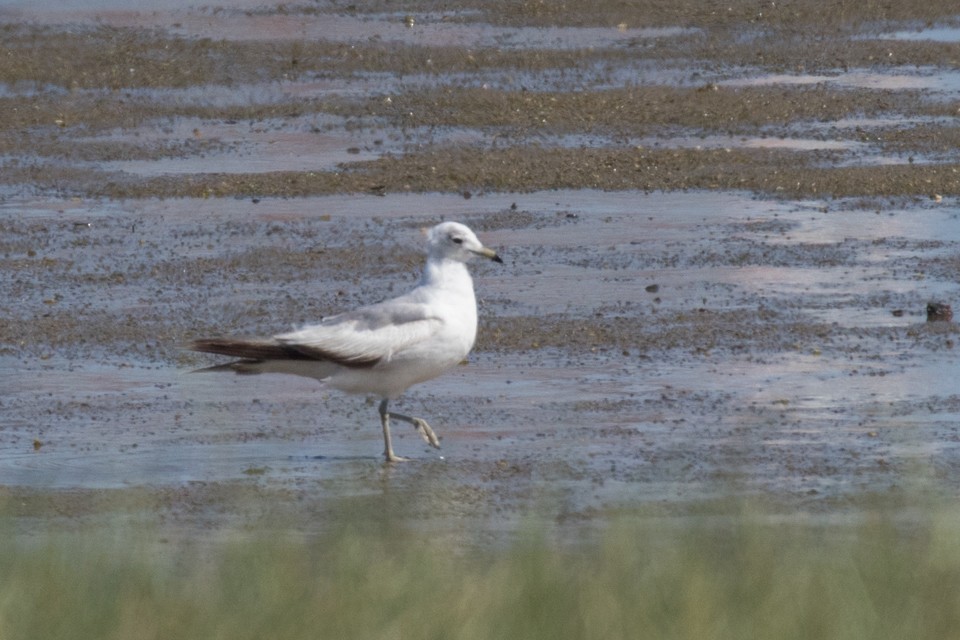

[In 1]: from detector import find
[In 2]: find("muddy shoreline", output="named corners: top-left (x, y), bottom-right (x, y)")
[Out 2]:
top-left (2, 2), bottom-right (960, 538)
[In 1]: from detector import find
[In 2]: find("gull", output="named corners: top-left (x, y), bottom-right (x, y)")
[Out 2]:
top-left (190, 221), bottom-right (502, 462)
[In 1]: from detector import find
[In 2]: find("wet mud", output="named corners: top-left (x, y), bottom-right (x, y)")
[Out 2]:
top-left (2, 1), bottom-right (960, 539)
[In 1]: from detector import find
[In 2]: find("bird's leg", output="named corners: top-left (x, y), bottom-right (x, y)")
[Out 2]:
top-left (378, 399), bottom-right (407, 463)
top-left (384, 408), bottom-right (441, 450)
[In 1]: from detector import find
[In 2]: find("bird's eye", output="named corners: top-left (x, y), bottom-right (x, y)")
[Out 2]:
top-left (451, 236), bottom-right (464, 245)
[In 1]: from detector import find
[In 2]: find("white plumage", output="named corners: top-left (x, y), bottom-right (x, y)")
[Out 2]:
top-left (191, 221), bottom-right (502, 462)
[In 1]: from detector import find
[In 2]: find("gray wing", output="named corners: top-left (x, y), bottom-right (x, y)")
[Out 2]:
top-left (275, 300), bottom-right (442, 366)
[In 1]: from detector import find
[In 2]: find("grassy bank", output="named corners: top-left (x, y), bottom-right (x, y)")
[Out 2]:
top-left (2, 508), bottom-right (959, 640)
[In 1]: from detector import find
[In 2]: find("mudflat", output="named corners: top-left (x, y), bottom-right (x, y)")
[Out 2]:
top-left (2, 1), bottom-right (960, 540)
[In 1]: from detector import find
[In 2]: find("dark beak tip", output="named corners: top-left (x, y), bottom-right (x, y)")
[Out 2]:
top-left (492, 254), bottom-right (504, 264)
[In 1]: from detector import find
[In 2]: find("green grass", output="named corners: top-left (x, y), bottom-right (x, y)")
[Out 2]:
top-left (3, 508), bottom-right (960, 640)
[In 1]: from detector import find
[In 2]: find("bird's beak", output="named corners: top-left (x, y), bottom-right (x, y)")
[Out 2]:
top-left (474, 247), bottom-right (503, 264)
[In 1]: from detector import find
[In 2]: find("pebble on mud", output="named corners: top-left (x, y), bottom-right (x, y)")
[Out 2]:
top-left (926, 302), bottom-right (954, 322)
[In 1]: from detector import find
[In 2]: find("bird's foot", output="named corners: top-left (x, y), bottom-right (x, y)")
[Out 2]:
top-left (384, 451), bottom-right (410, 463)
top-left (412, 418), bottom-right (441, 449)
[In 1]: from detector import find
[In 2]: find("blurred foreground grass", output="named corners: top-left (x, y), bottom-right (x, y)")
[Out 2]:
top-left (3, 506), bottom-right (960, 640)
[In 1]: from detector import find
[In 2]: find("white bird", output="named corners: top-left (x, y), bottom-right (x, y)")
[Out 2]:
top-left (190, 221), bottom-right (502, 462)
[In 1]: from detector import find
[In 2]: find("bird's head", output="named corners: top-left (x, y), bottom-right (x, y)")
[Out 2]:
top-left (426, 221), bottom-right (502, 264)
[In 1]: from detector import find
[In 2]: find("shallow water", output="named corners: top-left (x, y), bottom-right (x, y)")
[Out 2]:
top-left (4, 189), bottom-right (960, 527)
top-left (3, 2), bottom-right (960, 536)
top-left (4, 2), bottom-right (697, 48)
top-left (722, 68), bottom-right (960, 94)
top-left (874, 26), bottom-right (960, 43)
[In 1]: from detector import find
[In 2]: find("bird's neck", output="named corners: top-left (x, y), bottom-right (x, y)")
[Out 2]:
top-left (420, 258), bottom-right (474, 293)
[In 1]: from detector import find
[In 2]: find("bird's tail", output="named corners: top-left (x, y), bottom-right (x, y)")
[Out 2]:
top-left (190, 338), bottom-right (304, 360)
top-left (189, 338), bottom-right (342, 379)
top-left (191, 360), bottom-right (264, 375)
top-left (189, 338), bottom-right (299, 375)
